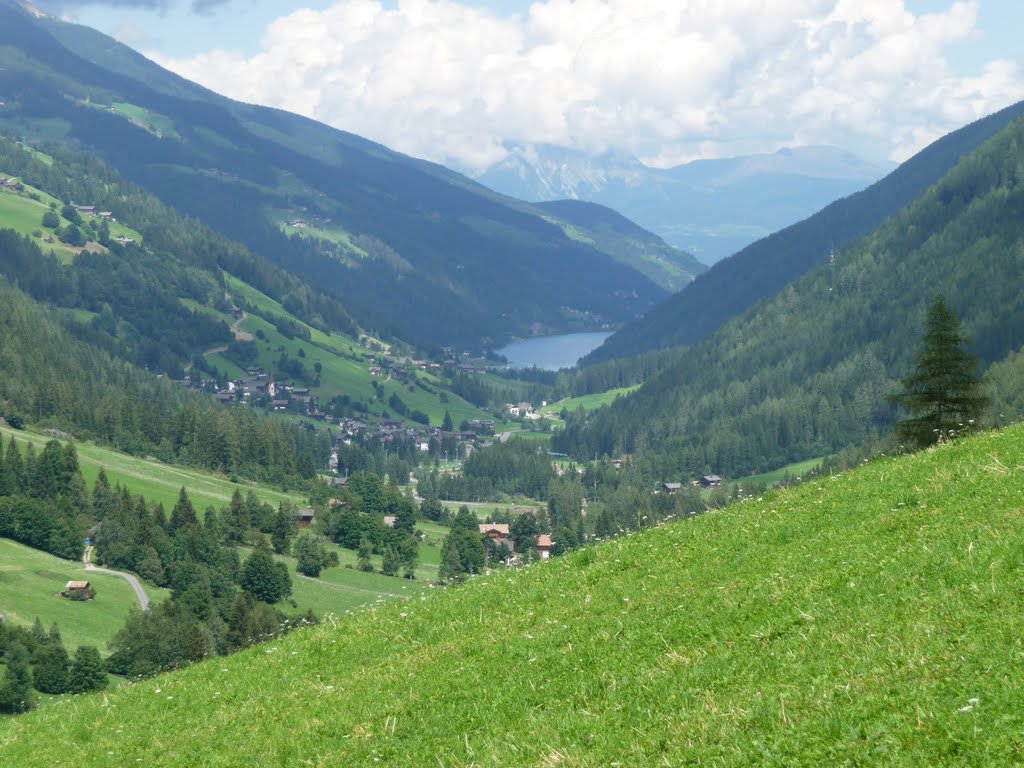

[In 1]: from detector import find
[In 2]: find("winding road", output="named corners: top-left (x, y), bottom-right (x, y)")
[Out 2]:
top-left (83, 546), bottom-right (151, 610)
top-left (183, 310), bottom-right (250, 373)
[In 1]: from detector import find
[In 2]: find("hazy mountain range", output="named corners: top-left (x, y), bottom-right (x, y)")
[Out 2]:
top-left (475, 143), bottom-right (895, 264)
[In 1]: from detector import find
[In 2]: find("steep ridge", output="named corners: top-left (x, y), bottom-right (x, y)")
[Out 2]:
top-left (535, 199), bottom-right (707, 291)
top-left (4, 424), bottom-right (1024, 765)
top-left (0, 1), bottom-right (665, 346)
top-left (557, 114), bottom-right (1024, 476)
top-left (585, 97), bottom-right (1024, 365)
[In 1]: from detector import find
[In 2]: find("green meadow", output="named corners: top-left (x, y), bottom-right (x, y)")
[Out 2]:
top-left (542, 384), bottom-right (640, 416)
top-left (0, 426), bottom-right (304, 513)
top-left (0, 175), bottom-right (144, 264)
top-left (0, 538), bottom-right (169, 654)
top-left (7, 424), bottom-right (1024, 764)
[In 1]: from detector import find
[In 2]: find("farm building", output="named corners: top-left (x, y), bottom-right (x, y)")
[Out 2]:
top-left (62, 581), bottom-right (94, 600)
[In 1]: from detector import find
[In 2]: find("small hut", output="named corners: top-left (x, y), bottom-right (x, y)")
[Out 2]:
top-left (63, 580), bottom-right (94, 600)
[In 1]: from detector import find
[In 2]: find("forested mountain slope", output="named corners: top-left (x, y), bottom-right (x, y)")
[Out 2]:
top-left (0, 135), bottom-right (494, 431)
top-left (556, 115), bottom-right (1024, 477)
top-left (0, 276), bottom-right (328, 483)
top-left (0, 0), bottom-right (665, 346)
top-left (585, 97), bottom-right (1024, 365)
top-left (535, 199), bottom-right (707, 291)
top-left (5, 423), bottom-right (1024, 765)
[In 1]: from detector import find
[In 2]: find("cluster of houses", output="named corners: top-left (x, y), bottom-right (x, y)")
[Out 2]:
top-left (479, 523), bottom-right (554, 561)
top-left (335, 415), bottom-right (496, 458)
top-left (72, 204), bottom-right (116, 221)
top-left (661, 475), bottom-right (723, 494)
top-left (190, 368), bottom-right (329, 420)
top-left (0, 177), bottom-right (25, 192)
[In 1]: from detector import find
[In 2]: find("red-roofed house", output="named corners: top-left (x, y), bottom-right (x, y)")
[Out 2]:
top-left (536, 534), bottom-right (553, 559)
top-left (479, 523), bottom-right (513, 551)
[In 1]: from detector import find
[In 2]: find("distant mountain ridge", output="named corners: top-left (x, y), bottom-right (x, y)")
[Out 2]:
top-left (585, 97), bottom-right (1024, 366)
top-left (0, 0), bottom-right (679, 347)
top-left (475, 143), bottom-right (893, 264)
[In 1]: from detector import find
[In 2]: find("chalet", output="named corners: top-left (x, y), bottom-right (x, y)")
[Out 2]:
top-left (382, 515), bottom-right (397, 529)
top-left (662, 482), bottom-right (683, 494)
top-left (479, 523), bottom-right (513, 551)
top-left (114, 236), bottom-right (135, 245)
top-left (292, 387), bottom-right (311, 398)
top-left (73, 205), bottom-right (96, 215)
top-left (327, 476), bottom-right (350, 487)
top-left (62, 580), bottom-right (93, 600)
top-left (417, 440), bottom-right (430, 452)
top-left (700, 475), bottom-right (723, 489)
top-left (98, 211), bottom-right (114, 220)
top-left (215, 392), bottom-right (236, 404)
top-left (296, 507), bottom-right (315, 528)
top-left (272, 399), bottom-right (290, 410)
top-left (369, 366), bottom-right (383, 377)
top-left (536, 534), bottom-right (553, 559)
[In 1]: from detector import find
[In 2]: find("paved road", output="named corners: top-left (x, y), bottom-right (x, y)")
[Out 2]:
top-left (83, 546), bottom-right (150, 610)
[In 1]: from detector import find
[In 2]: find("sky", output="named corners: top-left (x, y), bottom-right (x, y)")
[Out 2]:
top-left (33, 0), bottom-right (1024, 173)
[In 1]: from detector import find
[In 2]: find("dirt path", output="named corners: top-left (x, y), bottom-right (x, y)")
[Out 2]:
top-left (183, 310), bottom-right (250, 372)
top-left (231, 310), bottom-right (253, 342)
top-left (83, 546), bottom-right (151, 610)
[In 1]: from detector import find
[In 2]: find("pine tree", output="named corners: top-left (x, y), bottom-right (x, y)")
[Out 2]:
top-left (893, 296), bottom-right (989, 448)
top-left (357, 537), bottom-right (374, 572)
top-left (239, 539), bottom-right (291, 603)
top-left (169, 487), bottom-right (198, 532)
top-left (295, 535), bottom-right (324, 577)
top-left (381, 547), bottom-right (400, 577)
top-left (32, 640), bottom-right (70, 694)
top-left (68, 646), bottom-right (107, 693)
top-left (225, 489), bottom-right (249, 544)
top-left (0, 641), bottom-right (34, 713)
top-left (4, 437), bottom-right (24, 495)
top-left (271, 503), bottom-right (294, 555)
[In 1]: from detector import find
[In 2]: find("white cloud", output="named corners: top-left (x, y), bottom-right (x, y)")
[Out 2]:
top-left (150, 0), bottom-right (1024, 172)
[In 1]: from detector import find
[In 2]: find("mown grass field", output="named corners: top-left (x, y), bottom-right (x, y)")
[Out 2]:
top-left (542, 385), bottom-right (640, 416)
top-left (109, 102), bottom-right (179, 139)
top-left (0, 182), bottom-right (142, 264)
top-left (735, 454), bottom-right (829, 488)
top-left (0, 539), bottom-right (169, 654)
top-left (6, 424), bottom-right (1024, 765)
top-left (0, 426), bottom-right (304, 513)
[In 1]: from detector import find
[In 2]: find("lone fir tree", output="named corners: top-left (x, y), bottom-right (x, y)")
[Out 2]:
top-left (893, 296), bottom-right (988, 448)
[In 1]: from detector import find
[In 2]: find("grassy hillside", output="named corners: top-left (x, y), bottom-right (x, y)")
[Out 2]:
top-left (5, 424), bottom-right (1024, 764)
top-left (0, 538), bottom-right (169, 654)
top-left (0, 426), bottom-right (302, 513)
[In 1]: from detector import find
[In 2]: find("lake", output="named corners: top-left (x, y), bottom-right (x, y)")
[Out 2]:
top-left (498, 332), bottom-right (613, 370)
